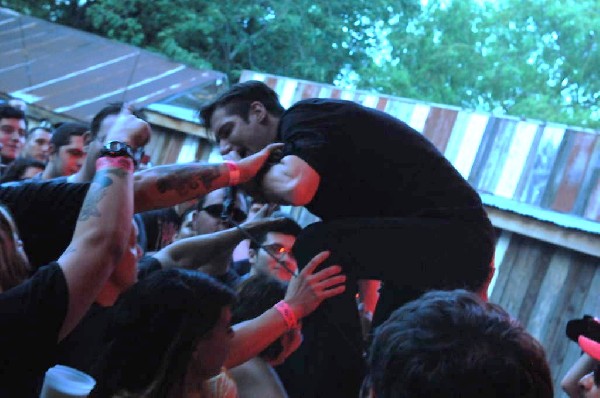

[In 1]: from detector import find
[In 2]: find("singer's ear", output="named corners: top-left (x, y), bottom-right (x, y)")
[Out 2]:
top-left (249, 101), bottom-right (267, 124)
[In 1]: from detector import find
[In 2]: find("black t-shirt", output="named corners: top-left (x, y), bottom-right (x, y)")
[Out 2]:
top-left (138, 207), bottom-right (182, 252)
top-left (214, 267), bottom-right (242, 290)
top-left (0, 263), bottom-right (69, 397)
top-left (0, 179), bottom-right (89, 270)
top-left (56, 256), bottom-right (163, 373)
top-left (277, 99), bottom-right (485, 221)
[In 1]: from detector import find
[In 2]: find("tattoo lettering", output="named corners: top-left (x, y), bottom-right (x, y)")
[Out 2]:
top-left (155, 164), bottom-right (222, 197)
top-left (78, 169), bottom-right (127, 221)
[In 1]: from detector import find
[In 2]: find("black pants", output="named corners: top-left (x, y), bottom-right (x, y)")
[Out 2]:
top-left (276, 214), bottom-right (495, 398)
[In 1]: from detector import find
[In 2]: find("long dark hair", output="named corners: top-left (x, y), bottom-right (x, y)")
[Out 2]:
top-left (0, 204), bottom-right (30, 292)
top-left (91, 269), bottom-right (236, 397)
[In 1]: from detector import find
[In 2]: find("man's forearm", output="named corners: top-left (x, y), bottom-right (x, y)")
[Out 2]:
top-left (58, 163), bottom-right (133, 339)
top-left (133, 163), bottom-right (230, 212)
top-left (154, 227), bottom-right (247, 270)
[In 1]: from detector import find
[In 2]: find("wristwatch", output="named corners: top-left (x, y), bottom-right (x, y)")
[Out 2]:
top-left (99, 141), bottom-right (136, 164)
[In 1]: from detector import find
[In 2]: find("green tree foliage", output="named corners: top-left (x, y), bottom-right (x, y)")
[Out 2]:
top-left (356, 0), bottom-right (599, 127)
top-left (3, 0), bottom-right (598, 127)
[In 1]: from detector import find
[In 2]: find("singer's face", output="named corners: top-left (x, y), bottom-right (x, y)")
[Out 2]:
top-left (210, 105), bottom-right (274, 159)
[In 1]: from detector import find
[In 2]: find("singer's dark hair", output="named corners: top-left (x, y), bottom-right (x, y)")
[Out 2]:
top-left (199, 81), bottom-right (285, 131)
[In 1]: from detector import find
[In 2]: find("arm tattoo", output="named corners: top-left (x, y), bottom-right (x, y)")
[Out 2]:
top-left (155, 164), bottom-right (222, 197)
top-left (78, 168), bottom-right (127, 221)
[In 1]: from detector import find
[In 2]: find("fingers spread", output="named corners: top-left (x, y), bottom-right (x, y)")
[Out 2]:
top-left (311, 264), bottom-right (342, 281)
top-left (316, 274), bottom-right (346, 290)
top-left (301, 251), bottom-right (331, 276)
top-left (320, 285), bottom-right (346, 299)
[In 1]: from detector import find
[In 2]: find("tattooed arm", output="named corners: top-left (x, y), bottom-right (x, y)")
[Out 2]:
top-left (56, 112), bottom-right (138, 341)
top-left (133, 143), bottom-right (283, 212)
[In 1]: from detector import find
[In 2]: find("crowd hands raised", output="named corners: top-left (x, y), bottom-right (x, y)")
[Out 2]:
top-left (0, 100), bottom-right (348, 397)
top-left (0, 93), bottom-right (594, 398)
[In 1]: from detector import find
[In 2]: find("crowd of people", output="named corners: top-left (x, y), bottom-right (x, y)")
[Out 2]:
top-left (0, 86), bottom-right (596, 398)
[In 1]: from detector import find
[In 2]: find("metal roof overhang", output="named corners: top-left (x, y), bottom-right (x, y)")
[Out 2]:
top-left (0, 7), bottom-right (226, 125)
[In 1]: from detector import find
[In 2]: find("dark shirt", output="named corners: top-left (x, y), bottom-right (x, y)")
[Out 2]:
top-left (56, 256), bottom-right (162, 374)
top-left (277, 99), bottom-right (485, 221)
top-left (138, 207), bottom-right (182, 252)
top-left (0, 263), bottom-right (69, 397)
top-left (214, 267), bottom-right (242, 290)
top-left (0, 179), bottom-right (89, 270)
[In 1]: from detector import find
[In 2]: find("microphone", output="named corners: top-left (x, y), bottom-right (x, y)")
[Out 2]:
top-left (221, 186), bottom-right (237, 222)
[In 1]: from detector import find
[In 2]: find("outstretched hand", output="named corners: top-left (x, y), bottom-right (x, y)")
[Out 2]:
top-left (284, 251), bottom-right (346, 320)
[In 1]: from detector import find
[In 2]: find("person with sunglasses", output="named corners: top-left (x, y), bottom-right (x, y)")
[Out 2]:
top-left (187, 187), bottom-right (249, 288)
top-left (247, 212), bottom-right (302, 282)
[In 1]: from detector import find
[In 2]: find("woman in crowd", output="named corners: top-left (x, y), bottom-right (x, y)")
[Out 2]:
top-left (0, 204), bottom-right (31, 292)
top-left (91, 252), bottom-right (345, 397)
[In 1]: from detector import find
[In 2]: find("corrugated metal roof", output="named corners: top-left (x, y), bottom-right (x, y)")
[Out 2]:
top-left (481, 193), bottom-right (600, 236)
top-left (0, 7), bottom-right (226, 121)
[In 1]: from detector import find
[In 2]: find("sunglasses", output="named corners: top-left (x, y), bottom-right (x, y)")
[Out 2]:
top-left (262, 243), bottom-right (295, 260)
top-left (202, 204), bottom-right (247, 223)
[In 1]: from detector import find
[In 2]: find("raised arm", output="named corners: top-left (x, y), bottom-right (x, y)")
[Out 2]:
top-left (133, 143), bottom-right (283, 212)
top-left (56, 110), bottom-right (145, 340)
top-left (153, 213), bottom-right (286, 270)
top-left (561, 353), bottom-right (597, 397)
top-left (224, 252), bottom-right (345, 368)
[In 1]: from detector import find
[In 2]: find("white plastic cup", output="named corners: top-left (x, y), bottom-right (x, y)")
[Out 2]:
top-left (40, 365), bottom-right (96, 398)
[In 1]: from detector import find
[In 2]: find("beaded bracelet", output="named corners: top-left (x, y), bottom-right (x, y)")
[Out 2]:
top-left (96, 156), bottom-right (134, 173)
top-left (224, 160), bottom-right (240, 186)
top-left (274, 300), bottom-right (298, 331)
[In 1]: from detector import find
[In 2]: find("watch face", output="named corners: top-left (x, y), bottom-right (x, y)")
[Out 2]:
top-left (108, 141), bottom-right (123, 151)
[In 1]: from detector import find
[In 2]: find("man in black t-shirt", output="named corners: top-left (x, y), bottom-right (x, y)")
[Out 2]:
top-left (201, 80), bottom-right (496, 398)
top-left (0, 142), bottom-right (284, 271)
top-left (0, 108), bottom-right (145, 397)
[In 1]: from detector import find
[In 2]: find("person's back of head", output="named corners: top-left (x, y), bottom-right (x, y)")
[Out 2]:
top-left (199, 81), bottom-right (285, 130)
top-left (91, 269), bottom-right (235, 397)
top-left (90, 102), bottom-right (145, 142)
top-left (366, 289), bottom-right (552, 398)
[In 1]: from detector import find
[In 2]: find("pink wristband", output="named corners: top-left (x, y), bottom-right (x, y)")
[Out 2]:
top-left (224, 160), bottom-right (240, 186)
top-left (274, 300), bottom-right (298, 330)
top-left (96, 156), bottom-right (134, 173)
